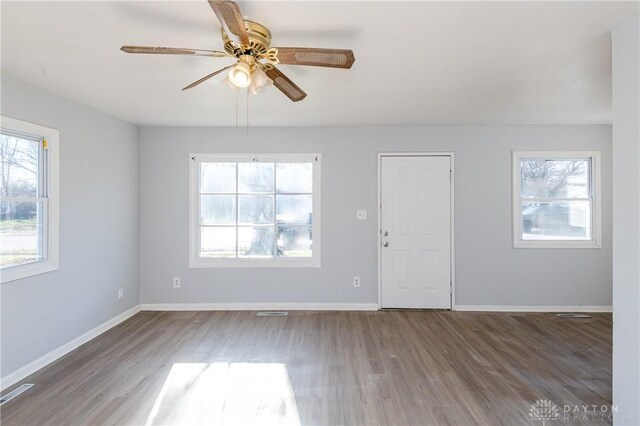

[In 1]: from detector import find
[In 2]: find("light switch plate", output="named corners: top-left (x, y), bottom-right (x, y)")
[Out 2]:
top-left (357, 210), bottom-right (367, 220)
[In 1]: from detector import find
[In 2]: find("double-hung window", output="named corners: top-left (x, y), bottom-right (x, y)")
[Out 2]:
top-left (1, 116), bottom-right (59, 282)
top-left (190, 153), bottom-right (321, 267)
top-left (512, 151), bottom-right (601, 248)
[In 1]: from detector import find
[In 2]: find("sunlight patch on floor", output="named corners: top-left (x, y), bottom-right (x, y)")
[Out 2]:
top-left (145, 362), bottom-right (300, 426)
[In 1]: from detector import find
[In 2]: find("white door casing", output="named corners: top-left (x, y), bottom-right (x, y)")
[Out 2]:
top-left (380, 155), bottom-right (452, 309)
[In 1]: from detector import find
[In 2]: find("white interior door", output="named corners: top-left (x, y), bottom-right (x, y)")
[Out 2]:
top-left (380, 155), bottom-right (452, 309)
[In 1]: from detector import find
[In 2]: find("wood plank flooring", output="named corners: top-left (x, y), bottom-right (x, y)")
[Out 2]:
top-left (1, 310), bottom-right (612, 425)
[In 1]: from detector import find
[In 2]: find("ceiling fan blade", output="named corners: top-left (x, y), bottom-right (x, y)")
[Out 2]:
top-left (182, 64), bottom-right (234, 91)
top-left (121, 46), bottom-right (228, 57)
top-left (265, 66), bottom-right (307, 102)
top-left (208, 1), bottom-right (250, 46)
top-left (273, 47), bottom-right (355, 69)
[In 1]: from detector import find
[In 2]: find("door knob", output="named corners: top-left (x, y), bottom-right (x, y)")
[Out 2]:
top-left (383, 241), bottom-right (389, 247)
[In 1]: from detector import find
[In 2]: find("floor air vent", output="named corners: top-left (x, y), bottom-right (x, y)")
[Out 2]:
top-left (0, 384), bottom-right (34, 405)
top-left (556, 313), bottom-right (592, 319)
top-left (256, 311), bottom-right (288, 317)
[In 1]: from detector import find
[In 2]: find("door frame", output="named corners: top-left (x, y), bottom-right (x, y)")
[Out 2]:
top-left (377, 152), bottom-right (456, 310)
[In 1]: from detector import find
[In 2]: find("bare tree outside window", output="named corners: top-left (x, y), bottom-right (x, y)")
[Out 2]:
top-left (519, 158), bottom-right (591, 240)
top-left (0, 133), bottom-right (43, 267)
top-left (197, 160), bottom-right (314, 259)
top-left (520, 159), bottom-right (588, 198)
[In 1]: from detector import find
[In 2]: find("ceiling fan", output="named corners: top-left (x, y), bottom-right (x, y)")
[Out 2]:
top-left (121, 0), bottom-right (355, 102)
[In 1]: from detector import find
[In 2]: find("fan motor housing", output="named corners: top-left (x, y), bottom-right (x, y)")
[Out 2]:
top-left (222, 20), bottom-right (272, 56)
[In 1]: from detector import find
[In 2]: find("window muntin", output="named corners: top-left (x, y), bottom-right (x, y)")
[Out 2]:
top-left (513, 152), bottom-right (601, 249)
top-left (1, 116), bottom-right (59, 282)
top-left (190, 154), bottom-right (320, 267)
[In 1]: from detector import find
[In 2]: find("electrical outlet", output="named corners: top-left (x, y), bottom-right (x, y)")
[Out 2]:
top-left (353, 276), bottom-right (361, 287)
top-left (356, 210), bottom-right (367, 220)
top-left (118, 288), bottom-right (124, 299)
top-left (173, 277), bottom-right (181, 288)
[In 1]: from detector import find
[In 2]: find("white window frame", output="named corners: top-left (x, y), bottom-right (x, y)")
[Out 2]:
top-left (1, 116), bottom-right (60, 283)
top-left (512, 151), bottom-right (601, 249)
top-left (189, 153), bottom-right (321, 268)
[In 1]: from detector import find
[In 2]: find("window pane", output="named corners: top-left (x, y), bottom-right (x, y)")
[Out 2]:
top-left (276, 195), bottom-right (312, 224)
top-left (1, 134), bottom-right (39, 197)
top-left (201, 195), bottom-right (236, 225)
top-left (276, 163), bottom-right (312, 193)
top-left (238, 163), bottom-right (274, 193)
top-left (520, 159), bottom-right (589, 198)
top-left (0, 201), bottom-right (44, 268)
top-left (200, 227), bottom-right (236, 258)
top-left (277, 225), bottom-right (312, 257)
top-left (238, 195), bottom-right (273, 225)
top-left (238, 226), bottom-right (274, 257)
top-left (522, 200), bottom-right (591, 240)
top-left (201, 163), bottom-right (236, 193)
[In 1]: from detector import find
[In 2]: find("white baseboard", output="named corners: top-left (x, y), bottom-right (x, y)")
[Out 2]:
top-left (0, 305), bottom-right (141, 391)
top-left (454, 305), bottom-right (613, 313)
top-left (139, 303), bottom-right (380, 311)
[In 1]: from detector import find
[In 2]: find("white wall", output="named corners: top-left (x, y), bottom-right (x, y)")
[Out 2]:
top-left (0, 75), bottom-right (140, 378)
top-left (139, 126), bottom-right (612, 308)
top-left (612, 15), bottom-right (640, 425)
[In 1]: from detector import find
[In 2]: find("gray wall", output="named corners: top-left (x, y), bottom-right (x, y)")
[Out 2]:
top-left (612, 16), bottom-right (640, 425)
top-left (0, 75), bottom-right (140, 377)
top-left (140, 126), bottom-right (612, 307)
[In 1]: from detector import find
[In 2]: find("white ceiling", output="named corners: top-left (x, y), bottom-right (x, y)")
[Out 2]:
top-left (1, 1), bottom-right (638, 127)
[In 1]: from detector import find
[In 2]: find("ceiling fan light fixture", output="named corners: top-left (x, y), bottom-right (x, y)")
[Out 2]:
top-left (229, 61), bottom-right (251, 88)
top-left (222, 76), bottom-right (239, 91)
top-left (249, 68), bottom-right (272, 95)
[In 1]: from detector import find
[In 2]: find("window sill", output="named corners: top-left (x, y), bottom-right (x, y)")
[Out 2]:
top-left (513, 240), bottom-right (601, 249)
top-left (1, 259), bottom-right (59, 283)
top-left (189, 258), bottom-right (321, 268)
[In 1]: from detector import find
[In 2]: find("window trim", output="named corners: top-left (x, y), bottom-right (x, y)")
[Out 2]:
top-left (512, 151), bottom-right (601, 249)
top-left (1, 116), bottom-right (60, 283)
top-left (189, 153), bottom-right (321, 268)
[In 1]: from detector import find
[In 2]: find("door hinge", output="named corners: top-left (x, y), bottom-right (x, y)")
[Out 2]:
top-left (449, 170), bottom-right (452, 181)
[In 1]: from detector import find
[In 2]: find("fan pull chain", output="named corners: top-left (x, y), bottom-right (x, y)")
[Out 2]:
top-left (235, 90), bottom-right (239, 128)
top-left (246, 88), bottom-right (249, 135)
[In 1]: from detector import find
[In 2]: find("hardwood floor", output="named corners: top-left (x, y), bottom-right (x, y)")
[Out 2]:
top-left (1, 310), bottom-right (611, 425)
